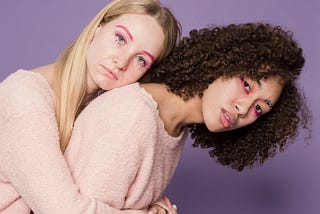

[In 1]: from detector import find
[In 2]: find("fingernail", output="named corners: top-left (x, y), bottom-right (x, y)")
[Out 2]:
top-left (172, 204), bottom-right (177, 210)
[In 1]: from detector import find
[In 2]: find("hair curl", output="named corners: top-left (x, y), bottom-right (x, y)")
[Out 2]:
top-left (145, 23), bottom-right (312, 171)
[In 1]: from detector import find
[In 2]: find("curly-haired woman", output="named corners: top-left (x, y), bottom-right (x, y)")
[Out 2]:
top-left (60, 22), bottom-right (310, 213)
top-left (147, 23), bottom-right (312, 171)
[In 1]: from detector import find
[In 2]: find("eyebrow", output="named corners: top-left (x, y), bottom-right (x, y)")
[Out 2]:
top-left (116, 25), bottom-right (133, 41)
top-left (257, 80), bottom-right (262, 89)
top-left (116, 25), bottom-right (155, 63)
top-left (257, 80), bottom-right (273, 109)
top-left (143, 51), bottom-right (155, 63)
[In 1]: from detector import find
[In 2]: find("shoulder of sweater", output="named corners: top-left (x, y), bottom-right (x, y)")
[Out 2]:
top-left (77, 83), bottom-right (159, 135)
top-left (0, 69), bottom-right (55, 116)
top-left (85, 83), bottom-right (157, 118)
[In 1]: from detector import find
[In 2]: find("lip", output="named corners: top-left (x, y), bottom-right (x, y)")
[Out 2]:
top-left (220, 109), bottom-right (236, 128)
top-left (100, 65), bottom-right (118, 80)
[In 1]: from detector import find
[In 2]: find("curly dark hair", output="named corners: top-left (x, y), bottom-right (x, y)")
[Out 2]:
top-left (142, 23), bottom-right (312, 171)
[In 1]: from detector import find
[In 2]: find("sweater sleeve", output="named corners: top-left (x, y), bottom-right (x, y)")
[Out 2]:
top-left (64, 86), bottom-right (161, 210)
top-left (67, 108), bottom-right (155, 208)
top-left (1, 112), bottom-right (151, 214)
top-left (0, 73), bottom-right (147, 214)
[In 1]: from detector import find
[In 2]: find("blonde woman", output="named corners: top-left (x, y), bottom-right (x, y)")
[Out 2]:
top-left (0, 0), bottom-right (181, 213)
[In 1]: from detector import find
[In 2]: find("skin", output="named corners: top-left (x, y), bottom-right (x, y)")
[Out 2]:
top-left (86, 13), bottom-right (165, 94)
top-left (148, 196), bottom-right (177, 214)
top-left (141, 75), bottom-right (283, 137)
top-left (201, 75), bottom-right (283, 132)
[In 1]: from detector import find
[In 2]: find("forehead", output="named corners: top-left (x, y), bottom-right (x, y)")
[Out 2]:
top-left (105, 13), bottom-right (164, 49)
top-left (107, 13), bottom-right (158, 29)
top-left (259, 75), bottom-right (283, 102)
top-left (259, 75), bottom-right (283, 89)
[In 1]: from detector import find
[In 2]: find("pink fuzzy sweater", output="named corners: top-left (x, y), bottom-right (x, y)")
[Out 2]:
top-left (0, 70), bottom-right (187, 213)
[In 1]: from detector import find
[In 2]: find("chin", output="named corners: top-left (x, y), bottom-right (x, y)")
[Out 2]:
top-left (210, 125), bottom-right (236, 133)
top-left (211, 129), bottom-right (225, 133)
top-left (207, 125), bottom-right (224, 133)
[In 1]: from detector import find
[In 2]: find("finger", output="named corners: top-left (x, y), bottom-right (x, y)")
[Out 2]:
top-left (162, 196), bottom-right (172, 208)
top-left (172, 204), bottom-right (177, 211)
top-left (158, 209), bottom-right (167, 214)
top-left (171, 205), bottom-right (178, 214)
top-left (147, 206), bottom-right (159, 214)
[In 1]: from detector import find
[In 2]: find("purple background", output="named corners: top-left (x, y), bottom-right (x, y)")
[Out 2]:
top-left (1, 1), bottom-right (319, 213)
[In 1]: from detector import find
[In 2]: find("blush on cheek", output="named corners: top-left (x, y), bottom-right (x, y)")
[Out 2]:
top-left (253, 106), bottom-right (260, 117)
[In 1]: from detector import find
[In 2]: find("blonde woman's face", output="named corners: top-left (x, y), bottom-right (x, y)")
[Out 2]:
top-left (86, 13), bottom-right (165, 93)
top-left (201, 75), bottom-right (283, 132)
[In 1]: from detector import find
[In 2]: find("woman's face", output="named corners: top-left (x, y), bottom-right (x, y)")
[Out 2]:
top-left (86, 13), bottom-right (165, 93)
top-left (201, 75), bottom-right (283, 132)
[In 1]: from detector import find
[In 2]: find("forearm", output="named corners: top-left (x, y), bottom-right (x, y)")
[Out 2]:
top-left (0, 114), bottom-right (147, 214)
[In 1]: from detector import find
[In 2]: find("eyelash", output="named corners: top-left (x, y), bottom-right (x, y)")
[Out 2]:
top-left (115, 32), bottom-right (126, 45)
top-left (253, 104), bottom-right (263, 116)
top-left (242, 78), bottom-right (264, 117)
top-left (241, 78), bottom-right (251, 94)
top-left (136, 55), bottom-right (147, 67)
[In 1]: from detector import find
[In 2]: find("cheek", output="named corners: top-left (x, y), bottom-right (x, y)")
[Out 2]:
top-left (86, 41), bottom-right (99, 63)
top-left (86, 41), bottom-right (108, 66)
top-left (202, 104), bottom-right (219, 131)
top-left (129, 61), bottom-right (149, 76)
top-left (238, 114), bottom-right (258, 129)
top-left (88, 35), bottom-right (110, 55)
top-left (126, 70), bottom-right (144, 83)
top-left (86, 48), bottom-right (93, 70)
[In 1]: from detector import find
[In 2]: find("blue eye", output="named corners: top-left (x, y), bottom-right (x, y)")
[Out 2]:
top-left (115, 33), bottom-right (125, 45)
top-left (136, 56), bottom-right (146, 67)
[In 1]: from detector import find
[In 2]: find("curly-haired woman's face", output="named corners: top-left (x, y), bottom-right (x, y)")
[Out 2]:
top-left (201, 75), bottom-right (283, 132)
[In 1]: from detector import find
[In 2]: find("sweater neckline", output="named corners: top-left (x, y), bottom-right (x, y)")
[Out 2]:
top-left (15, 69), bottom-right (55, 99)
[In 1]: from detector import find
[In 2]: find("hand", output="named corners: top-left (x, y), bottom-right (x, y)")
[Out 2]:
top-left (147, 204), bottom-right (167, 214)
top-left (162, 196), bottom-right (178, 214)
top-left (147, 196), bottom-right (178, 214)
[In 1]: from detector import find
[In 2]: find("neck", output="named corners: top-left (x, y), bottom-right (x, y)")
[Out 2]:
top-left (140, 83), bottom-right (203, 137)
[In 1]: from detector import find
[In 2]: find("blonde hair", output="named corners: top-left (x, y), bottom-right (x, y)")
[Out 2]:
top-left (54, 0), bottom-right (181, 152)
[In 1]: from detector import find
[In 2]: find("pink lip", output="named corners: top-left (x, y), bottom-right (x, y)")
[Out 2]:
top-left (100, 65), bottom-right (118, 80)
top-left (220, 109), bottom-right (236, 128)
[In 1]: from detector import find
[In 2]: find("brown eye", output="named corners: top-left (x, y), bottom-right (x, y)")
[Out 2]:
top-left (241, 79), bottom-right (250, 93)
top-left (255, 104), bottom-right (262, 115)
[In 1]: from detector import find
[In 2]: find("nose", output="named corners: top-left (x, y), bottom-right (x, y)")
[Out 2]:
top-left (113, 54), bottom-right (129, 71)
top-left (234, 97), bottom-right (254, 118)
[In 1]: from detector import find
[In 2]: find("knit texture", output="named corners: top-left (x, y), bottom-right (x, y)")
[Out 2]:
top-left (0, 70), bottom-right (187, 213)
top-left (65, 82), bottom-right (187, 210)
